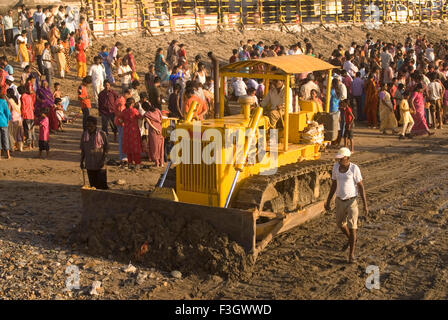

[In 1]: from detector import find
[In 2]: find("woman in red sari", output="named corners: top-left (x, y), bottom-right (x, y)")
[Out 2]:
top-left (120, 97), bottom-right (143, 168)
top-left (143, 101), bottom-right (164, 167)
top-left (364, 74), bottom-right (379, 128)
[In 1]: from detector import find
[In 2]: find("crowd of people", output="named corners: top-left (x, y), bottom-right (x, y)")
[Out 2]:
top-left (224, 34), bottom-right (448, 153)
top-left (1, 4), bottom-right (448, 188)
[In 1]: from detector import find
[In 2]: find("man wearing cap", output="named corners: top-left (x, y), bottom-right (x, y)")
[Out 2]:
top-left (5, 76), bottom-right (19, 101)
top-left (325, 147), bottom-right (368, 264)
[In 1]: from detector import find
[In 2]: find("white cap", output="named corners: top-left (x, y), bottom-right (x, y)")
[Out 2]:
top-left (6, 75), bottom-right (14, 82)
top-left (335, 147), bottom-right (351, 159)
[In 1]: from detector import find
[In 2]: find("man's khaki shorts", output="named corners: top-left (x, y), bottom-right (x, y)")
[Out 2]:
top-left (335, 197), bottom-right (359, 230)
top-left (430, 99), bottom-right (442, 114)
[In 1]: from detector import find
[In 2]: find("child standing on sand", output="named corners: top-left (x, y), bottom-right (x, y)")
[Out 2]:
top-left (69, 32), bottom-right (76, 56)
top-left (38, 112), bottom-right (50, 158)
top-left (340, 100), bottom-right (355, 153)
top-left (54, 98), bottom-right (65, 131)
top-left (53, 82), bottom-right (70, 113)
top-left (78, 76), bottom-right (92, 130)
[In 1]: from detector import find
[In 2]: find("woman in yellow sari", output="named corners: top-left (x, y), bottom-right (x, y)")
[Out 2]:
top-left (16, 30), bottom-right (30, 69)
top-left (379, 83), bottom-right (398, 134)
top-left (55, 39), bottom-right (66, 78)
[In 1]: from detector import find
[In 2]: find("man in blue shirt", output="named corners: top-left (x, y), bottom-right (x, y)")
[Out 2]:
top-left (2, 56), bottom-right (14, 75)
top-left (0, 96), bottom-right (11, 159)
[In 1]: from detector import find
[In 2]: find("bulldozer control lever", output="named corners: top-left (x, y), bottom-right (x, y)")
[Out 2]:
top-left (225, 107), bottom-right (264, 208)
top-left (184, 101), bottom-right (199, 123)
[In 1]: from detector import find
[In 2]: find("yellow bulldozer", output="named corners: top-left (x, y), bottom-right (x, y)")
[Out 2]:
top-left (81, 54), bottom-right (337, 260)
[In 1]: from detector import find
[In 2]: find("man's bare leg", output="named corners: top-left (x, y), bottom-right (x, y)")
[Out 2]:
top-left (349, 228), bottom-right (357, 263)
top-left (432, 111), bottom-right (437, 128)
top-left (340, 224), bottom-right (350, 251)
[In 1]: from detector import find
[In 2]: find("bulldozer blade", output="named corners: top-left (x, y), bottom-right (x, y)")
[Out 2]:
top-left (80, 190), bottom-right (326, 263)
top-left (80, 188), bottom-right (257, 254)
top-left (150, 187), bottom-right (179, 201)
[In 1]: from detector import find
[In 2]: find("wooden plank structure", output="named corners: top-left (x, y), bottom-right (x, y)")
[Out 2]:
top-left (80, 0), bottom-right (448, 37)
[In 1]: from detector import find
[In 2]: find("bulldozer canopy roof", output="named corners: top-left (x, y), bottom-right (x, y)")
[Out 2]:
top-left (221, 55), bottom-right (337, 75)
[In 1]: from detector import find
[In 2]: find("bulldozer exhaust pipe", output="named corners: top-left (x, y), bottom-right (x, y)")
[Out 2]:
top-left (208, 51), bottom-right (220, 119)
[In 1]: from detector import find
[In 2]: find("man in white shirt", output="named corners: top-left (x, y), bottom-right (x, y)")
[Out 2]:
top-left (338, 79), bottom-right (348, 101)
top-left (427, 74), bottom-right (444, 129)
top-left (325, 147), bottom-right (368, 264)
top-left (41, 18), bottom-right (51, 40)
top-left (2, 10), bottom-right (14, 47)
top-left (5, 76), bottom-right (20, 101)
top-left (65, 9), bottom-right (76, 34)
top-left (261, 79), bottom-right (293, 129)
top-left (343, 55), bottom-right (359, 78)
top-left (42, 42), bottom-right (53, 86)
top-left (232, 77), bottom-right (247, 98)
top-left (89, 56), bottom-right (107, 107)
top-left (55, 6), bottom-right (66, 27)
top-left (118, 57), bottom-right (133, 92)
top-left (33, 5), bottom-right (45, 40)
top-left (348, 42), bottom-right (356, 55)
top-left (300, 74), bottom-right (320, 100)
top-left (425, 44), bottom-right (435, 63)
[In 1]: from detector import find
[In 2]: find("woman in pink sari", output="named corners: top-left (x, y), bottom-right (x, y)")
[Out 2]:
top-left (143, 101), bottom-right (164, 167)
top-left (410, 84), bottom-right (434, 136)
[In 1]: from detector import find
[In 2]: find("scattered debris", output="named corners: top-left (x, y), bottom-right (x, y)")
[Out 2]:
top-left (124, 263), bottom-right (137, 274)
top-left (171, 270), bottom-right (182, 279)
top-left (89, 281), bottom-right (102, 296)
top-left (136, 272), bottom-right (148, 285)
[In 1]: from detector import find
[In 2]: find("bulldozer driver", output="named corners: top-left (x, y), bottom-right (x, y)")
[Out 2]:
top-left (260, 79), bottom-right (293, 129)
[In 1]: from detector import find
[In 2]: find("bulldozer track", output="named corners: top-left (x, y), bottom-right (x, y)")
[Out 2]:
top-left (160, 152), bottom-right (406, 214)
top-left (232, 153), bottom-right (404, 214)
